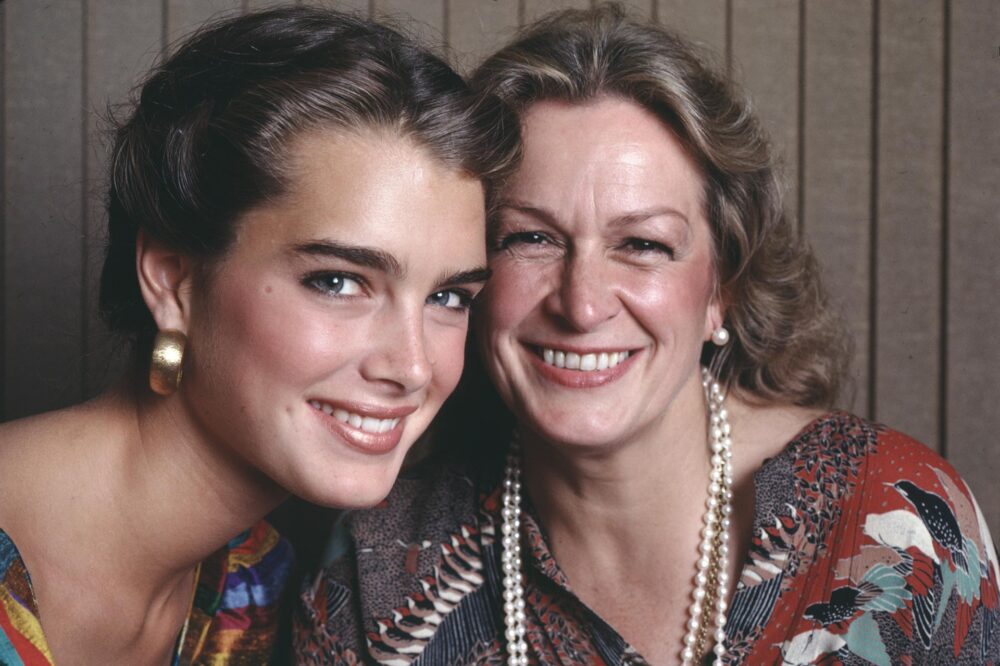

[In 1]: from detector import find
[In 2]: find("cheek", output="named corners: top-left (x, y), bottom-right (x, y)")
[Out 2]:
top-left (623, 267), bottom-right (715, 337)
top-left (202, 282), bottom-right (353, 385)
top-left (425, 325), bottom-right (469, 399)
top-left (478, 261), bottom-right (541, 335)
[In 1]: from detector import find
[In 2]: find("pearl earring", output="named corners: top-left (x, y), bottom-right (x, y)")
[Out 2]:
top-left (711, 326), bottom-right (730, 347)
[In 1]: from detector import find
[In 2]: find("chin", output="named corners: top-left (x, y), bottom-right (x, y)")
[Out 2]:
top-left (289, 462), bottom-right (401, 510)
top-left (523, 407), bottom-right (631, 451)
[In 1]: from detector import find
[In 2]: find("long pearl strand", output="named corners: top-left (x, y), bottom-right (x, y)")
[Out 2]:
top-left (499, 367), bottom-right (733, 666)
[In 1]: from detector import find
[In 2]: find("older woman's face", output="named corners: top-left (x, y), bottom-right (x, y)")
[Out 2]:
top-left (182, 130), bottom-right (487, 508)
top-left (477, 97), bottom-right (721, 449)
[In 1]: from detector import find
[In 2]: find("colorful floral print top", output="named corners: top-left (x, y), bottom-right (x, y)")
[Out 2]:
top-left (295, 413), bottom-right (1000, 665)
top-left (0, 520), bottom-right (293, 665)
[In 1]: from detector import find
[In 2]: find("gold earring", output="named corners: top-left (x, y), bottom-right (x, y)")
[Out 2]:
top-left (149, 329), bottom-right (187, 395)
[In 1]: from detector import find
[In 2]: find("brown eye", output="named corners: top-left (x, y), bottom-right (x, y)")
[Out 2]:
top-left (623, 237), bottom-right (674, 257)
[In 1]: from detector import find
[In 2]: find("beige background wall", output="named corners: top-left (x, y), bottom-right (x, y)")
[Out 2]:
top-left (2, 0), bottom-right (998, 532)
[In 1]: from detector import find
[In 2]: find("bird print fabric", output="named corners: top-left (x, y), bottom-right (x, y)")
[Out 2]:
top-left (297, 412), bottom-right (999, 665)
top-left (727, 415), bottom-right (999, 665)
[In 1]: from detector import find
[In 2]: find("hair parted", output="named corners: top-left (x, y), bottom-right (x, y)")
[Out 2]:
top-left (470, 3), bottom-right (851, 408)
top-left (100, 6), bottom-right (520, 356)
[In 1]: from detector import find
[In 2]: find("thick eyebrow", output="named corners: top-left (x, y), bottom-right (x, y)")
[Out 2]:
top-left (291, 240), bottom-right (404, 279)
top-left (435, 267), bottom-right (492, 289)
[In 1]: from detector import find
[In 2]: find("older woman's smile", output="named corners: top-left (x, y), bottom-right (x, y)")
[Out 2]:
top-left (527, 344), bottom-right (641, 389)
top-left (535, 346), bottom-right (633, 371)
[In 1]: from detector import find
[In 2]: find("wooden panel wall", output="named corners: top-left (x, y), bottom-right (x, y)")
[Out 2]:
top-left (2, 1), bottom-right (997, 531)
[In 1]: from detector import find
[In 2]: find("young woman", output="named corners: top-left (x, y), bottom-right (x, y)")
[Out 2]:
top-left (298, 6), bottom-right (999, 665)
top-left (0, 7), bottom-right (517, 663)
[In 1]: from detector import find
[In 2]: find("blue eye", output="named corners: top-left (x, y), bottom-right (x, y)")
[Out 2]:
top-left (304, 273), bottom-right (363, 296)
top-left (427, 289), bottom-right (471, 311)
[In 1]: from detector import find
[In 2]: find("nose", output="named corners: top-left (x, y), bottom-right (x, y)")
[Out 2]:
top-left (360, 305), bottom-right (433, 394)
top-left (545, 250), bottom-right (622, 332)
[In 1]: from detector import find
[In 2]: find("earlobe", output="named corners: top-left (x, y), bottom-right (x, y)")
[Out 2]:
top-left (136, 231), bottom-right (194, 333)
top-left (704, 298), bottom-right (726, 341)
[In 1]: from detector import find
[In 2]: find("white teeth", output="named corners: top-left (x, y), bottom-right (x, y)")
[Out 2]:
top-left (538, 347), bottom-right (630, 372)
top-left (311, 401), bottom-right (400, 433)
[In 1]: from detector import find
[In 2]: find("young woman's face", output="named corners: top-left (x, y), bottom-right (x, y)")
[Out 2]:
top-left (183, 130), bottom-right (487, 508)
top-left (477, 97), bottom-right (721, 451)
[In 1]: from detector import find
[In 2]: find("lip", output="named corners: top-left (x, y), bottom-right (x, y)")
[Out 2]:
top-left (524, 343), bottom-right (641, 389)
top-left (308, 399), bottom-right (418, 455)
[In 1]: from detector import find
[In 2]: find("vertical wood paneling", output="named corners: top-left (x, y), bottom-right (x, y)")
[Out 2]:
top-left (374, 0), bottom-right (444, 45)
top-left (301, 0), bottom-right (372, 16)
top-left (245, 0), bottom-right (297, 10)
top-left (522, 0), bottom-right (591, 26)
top-left (3, 3), bottom-right (85, 418)
top-left (448, 1), bottom-right (519, 72)
top-left (875, 0), bottom-right (944, 449)
top-left (801, 1), bottom-right (873, 415)
top-left (657, 0), bottom-right (726, 61)
top-left (84, 2), bottom-right (164, 397)
top-left (730, 0), bottom-right (800, 219)
top-left (617, 0), bottom-right (653, 20)
top-left (0, 0), bottom-right (995, 534)
top-left (0, 1), bottom-right (6, 420)
top-left (167, 0), bottom-right (243, 46)
top-left (947, 0), bottom-right (1000, 534)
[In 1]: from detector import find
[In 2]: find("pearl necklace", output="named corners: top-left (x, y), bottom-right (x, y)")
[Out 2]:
top-left (500, 367), bottom-right (733, 666)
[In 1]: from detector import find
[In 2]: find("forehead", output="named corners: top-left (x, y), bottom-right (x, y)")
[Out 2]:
top-left (231, 128), bottom-right (486, 266)
top-left (509, 97), bottom-right (706, 216)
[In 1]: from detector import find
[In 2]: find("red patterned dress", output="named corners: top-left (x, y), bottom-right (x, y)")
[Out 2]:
top-left (296, 413), bottom-right (1000, 664)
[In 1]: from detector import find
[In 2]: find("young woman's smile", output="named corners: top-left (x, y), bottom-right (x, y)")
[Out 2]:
top-left (183, 129), bottom-right (488, 507)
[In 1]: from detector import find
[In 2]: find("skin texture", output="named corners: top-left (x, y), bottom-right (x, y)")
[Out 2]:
top-left (0, 129), bottom-right (487, 664)
top-left (477, 97), bottom-right (818, 664)
top-left (479, 97), bottom-right (722, 454)
top-left (171, 129), bottom-right (488, 510)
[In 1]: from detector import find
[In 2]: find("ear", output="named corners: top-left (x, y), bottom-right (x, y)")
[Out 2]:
top-left (703, 293), bottom-right (726, 341)
top-left (136, 231), bottom-right (195, 333)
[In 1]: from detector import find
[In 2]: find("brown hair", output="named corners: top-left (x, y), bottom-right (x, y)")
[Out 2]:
top-left (101, 6), bottom-right (520, 357)
top-left (470, 3), bottom-right (851, 407)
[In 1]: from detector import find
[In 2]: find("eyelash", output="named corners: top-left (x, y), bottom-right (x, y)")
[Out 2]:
top-left (427, 289), bottom-right (474, 312)
top-left (303, 271), bottom-right (365, 297)
top-left (621, 237), bottom-right (674, 258)
top-left (496, 231), bottom-right (674, 258)
top-left (495, 231), bottom-right (556, 251)
top-left (303, 272), bottom-right (474, 313)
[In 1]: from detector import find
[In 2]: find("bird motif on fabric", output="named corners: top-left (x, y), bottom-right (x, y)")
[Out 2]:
top-left (891, 480), bottom-right (968, 573)
top-left (804, 583), bottom-right (880, 626)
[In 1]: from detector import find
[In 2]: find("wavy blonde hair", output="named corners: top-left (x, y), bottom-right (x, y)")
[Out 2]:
top-left (471, 3), bottom-right (851, 407)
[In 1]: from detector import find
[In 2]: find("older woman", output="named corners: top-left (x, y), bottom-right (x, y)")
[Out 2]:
top-left (297, 6), bottom-right (999, 665)
top-left (0, 7), bottom-right (516, 664)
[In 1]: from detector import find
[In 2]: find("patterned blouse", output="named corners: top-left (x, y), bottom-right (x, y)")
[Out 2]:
top-left (296, 412), bottom-right (1000, 664)
top-left (0, 520), bottom-right (293, 664)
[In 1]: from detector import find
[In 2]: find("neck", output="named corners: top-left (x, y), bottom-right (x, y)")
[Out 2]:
top-left (39, 387), bottom-right (287, 601)
top-left (519, 370), bottom-right (712, 567)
